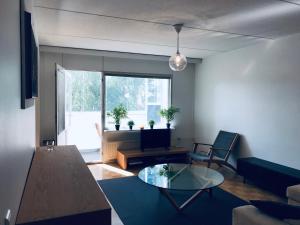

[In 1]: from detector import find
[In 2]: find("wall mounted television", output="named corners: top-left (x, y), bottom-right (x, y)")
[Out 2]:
top-left (20, 2), bottom-right (38, 109)
top-left (140, 129), bottom-right (171, 151)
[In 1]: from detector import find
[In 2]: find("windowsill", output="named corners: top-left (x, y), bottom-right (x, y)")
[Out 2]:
top-left (103, 127), bottom-right (175, 133)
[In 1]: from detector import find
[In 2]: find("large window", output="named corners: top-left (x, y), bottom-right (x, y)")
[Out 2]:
top-left (105, 75), bottom-right (171, 130)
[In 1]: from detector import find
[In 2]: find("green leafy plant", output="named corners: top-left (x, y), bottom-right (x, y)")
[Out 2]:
top-left (148, 120), bottom-right (155, 126)
top-left (107, 104), bottom-right (128, 125)
top-left (159, 165), bottom-right (176, 178)
top-left (128, 120), bottom-right (135, 126)
top-left (159, 106), bottom-right (180, 123)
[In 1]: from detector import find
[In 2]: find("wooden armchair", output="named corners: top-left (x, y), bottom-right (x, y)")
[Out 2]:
top-left (189, 130), bottom-right (239, 171)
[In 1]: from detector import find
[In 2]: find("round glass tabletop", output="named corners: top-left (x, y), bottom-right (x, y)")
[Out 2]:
top-left (138, 163), bottom-right (224, 191)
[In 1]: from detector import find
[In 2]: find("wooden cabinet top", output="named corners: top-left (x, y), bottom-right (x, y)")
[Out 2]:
top-left (16, 145), bottom-right (111, 224)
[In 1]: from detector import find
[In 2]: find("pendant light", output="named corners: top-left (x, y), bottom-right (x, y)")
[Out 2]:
top-left (169, 23), bottom-right (187, 72)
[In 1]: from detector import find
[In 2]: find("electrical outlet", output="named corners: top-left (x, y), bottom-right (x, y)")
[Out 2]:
top-left (4, 209), bottom-right (11, 225)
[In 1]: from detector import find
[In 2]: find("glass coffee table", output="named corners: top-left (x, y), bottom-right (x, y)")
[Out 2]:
top-left (138, 163), bottom-right (224, 211)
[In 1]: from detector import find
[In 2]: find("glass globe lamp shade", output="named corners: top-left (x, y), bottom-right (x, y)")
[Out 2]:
top-left (169, 52), bottom-right (187, 71)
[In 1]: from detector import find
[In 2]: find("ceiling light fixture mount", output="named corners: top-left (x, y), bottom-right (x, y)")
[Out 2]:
top-left (169, 23), bottom-right (187, 72)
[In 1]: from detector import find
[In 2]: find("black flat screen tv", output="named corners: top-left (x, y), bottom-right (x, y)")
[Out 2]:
top-left (140, 129), bottom-right (171, 151)
top-left (20, 4), bottom-right (38, 109)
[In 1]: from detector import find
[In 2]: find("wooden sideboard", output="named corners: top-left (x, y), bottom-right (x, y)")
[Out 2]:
top-left (117, 147), bottom-right (190, 170)
top-left (16, 145), bottom-right (111, 225)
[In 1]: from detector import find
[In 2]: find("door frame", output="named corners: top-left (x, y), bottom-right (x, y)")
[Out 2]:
top-left (55, 66), bottom-right (104, 150)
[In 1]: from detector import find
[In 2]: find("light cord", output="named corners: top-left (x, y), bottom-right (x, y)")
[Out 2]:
top-left (177, 31), bottom-right (179, 54)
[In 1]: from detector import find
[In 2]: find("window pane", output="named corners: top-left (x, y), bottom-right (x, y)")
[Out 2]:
top-left (71, 71), bottom-right (101, 112)
top-left (106, 76), bottom-right (145, 112)
top-left (105, 75), bottom-right (170, 129)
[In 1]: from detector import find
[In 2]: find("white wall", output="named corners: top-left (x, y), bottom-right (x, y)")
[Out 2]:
top-left (0, 0), bottom-right (35, 224)
top-left (194, 33), bottom-right (300, 169)
top-left (39, 47), bottom-right (196, 160)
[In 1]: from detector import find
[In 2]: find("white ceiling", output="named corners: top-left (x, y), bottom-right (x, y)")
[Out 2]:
top-left (33, 0), bottom-right (300, 59)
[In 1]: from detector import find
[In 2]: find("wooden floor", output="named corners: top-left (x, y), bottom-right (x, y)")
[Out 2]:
top-left (89, 162), bottom-right (285, 225)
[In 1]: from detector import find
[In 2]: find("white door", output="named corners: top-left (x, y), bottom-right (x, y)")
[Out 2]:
top-left (56, 64), bottom-right (72, 145)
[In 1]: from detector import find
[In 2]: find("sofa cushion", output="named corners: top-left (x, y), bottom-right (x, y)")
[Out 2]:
top-left (284, 219), bottom-right (300, 225)
top-left (233, 205), bottom-right (288, 225)
top-left (287, 185), bottom-right (300, 204)
top-left (251, 200), bottom-right (300, 220)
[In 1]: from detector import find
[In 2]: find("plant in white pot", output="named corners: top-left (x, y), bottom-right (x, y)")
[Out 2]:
top-left (107, 104), bottom-right (128, 130)
top-left (159, 106), bottom-right (180, 129)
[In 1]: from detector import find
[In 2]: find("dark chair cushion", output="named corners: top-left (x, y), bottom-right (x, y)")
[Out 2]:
top-left (188, 152), bottom-right (209, 161)
top-left (212, 130), bottom-right (238, 159)
top-left (251, 200), bottom-right (300, 220)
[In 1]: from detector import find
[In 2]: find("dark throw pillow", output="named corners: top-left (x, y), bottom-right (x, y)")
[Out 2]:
top-left (250, 200), bottom-right (300, 220)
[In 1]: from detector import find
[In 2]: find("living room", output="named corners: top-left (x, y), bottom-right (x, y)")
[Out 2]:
top-left (1, 1), bottom-right (300, 225)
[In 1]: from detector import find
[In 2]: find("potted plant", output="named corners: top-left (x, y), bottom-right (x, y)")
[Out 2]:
top-left (159, 165), bottom-right (175, 178)
top-left (107, 104), bottom-right (128, 130)
top-left (128, 120), bottom-right (135, 130)
top-left (159, 106), bottom-right (180, 129)
top-left (148, 120), bottom-right (155, 129)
